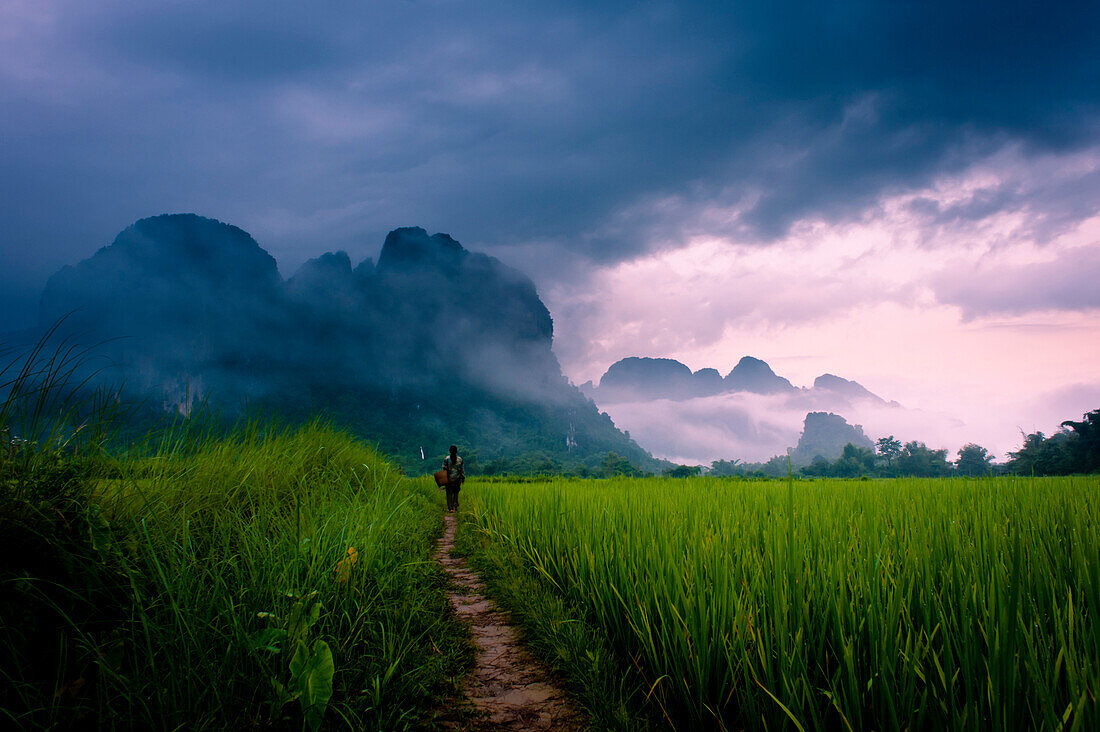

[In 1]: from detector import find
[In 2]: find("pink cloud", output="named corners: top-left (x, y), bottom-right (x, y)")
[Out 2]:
top-left (542, 148), bottom-right (1100, 461)
top-left (931, 243), bottom-right (1100, 319)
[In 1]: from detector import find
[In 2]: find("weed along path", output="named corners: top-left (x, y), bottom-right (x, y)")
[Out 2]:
top-left (435, 513), bottom-right (587, 731)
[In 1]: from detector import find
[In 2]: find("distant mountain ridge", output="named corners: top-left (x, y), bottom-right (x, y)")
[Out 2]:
top-left (579, 355), bottom-right (900, 466)
top-left (813, 373), bottom-right (889, 405)
top-left (38, 214), bottom-right (658, 473)
top-left (583, 354), bottom-right (896, 408)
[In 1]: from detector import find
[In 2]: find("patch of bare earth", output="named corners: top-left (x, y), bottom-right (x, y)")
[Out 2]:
top-left (434, 513), bottom-right (588, 731)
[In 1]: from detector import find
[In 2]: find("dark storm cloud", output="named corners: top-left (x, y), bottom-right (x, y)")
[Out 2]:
top-left (909, 158), bottom-right (1100, 244)
top-left (2, 0), bottom-right (1099, 326)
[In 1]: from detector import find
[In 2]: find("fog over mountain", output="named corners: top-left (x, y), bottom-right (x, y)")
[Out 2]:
top-left (23, 213), bottom-right (1092, 470)
top-left (36, 214), bottom-right (656, 472)
top-left (582, 355), bottom-right (829, 402)
top-left (578, 354), bottom-right (986, 465)
top-left (583, 355), bottom-right (898, 407)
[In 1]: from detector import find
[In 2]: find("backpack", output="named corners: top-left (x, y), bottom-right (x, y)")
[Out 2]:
top-left (446, 456), bottom-right (463, 483)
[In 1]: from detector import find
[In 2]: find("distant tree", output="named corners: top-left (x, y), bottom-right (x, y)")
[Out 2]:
top-left (956, 443), bottom-right (994, 477)
top-left (760, 454), bottom-right (792, 478)
top-left (730, 454), bottom-right (794, 478)
top-left (709, 459), bottom-right (742, 477)
top-left (801, 455), bottom-right (831, 477)
top-left (896, 441), bottom-right (952, 477)
top-left (834, 443), bottom-right (876, 477)
top-left (665, 464), bottom-right (702, 478)
top-left (522, 452), bottom-right (563, 475)
top-left (876, 436), bottom-right (902, 466)
top-left (799, 443), bottom-right (877, 478)
top-left (600, 451), bottom-right (640, 477)
top-left (1007, 430), bottom-right (1074, 475)
top-left (1061, 409), bottom-right (1100, 473)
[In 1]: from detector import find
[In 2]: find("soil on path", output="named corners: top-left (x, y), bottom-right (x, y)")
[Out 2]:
top-left (434, 513), bottom-right (588, 731)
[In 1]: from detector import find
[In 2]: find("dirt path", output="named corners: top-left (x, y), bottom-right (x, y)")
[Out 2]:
top-left (435, 513), bottom-right (587, 731)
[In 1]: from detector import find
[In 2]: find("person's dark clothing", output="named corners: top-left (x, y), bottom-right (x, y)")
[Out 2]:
top-left (443, 455), bottom-right (464, 512)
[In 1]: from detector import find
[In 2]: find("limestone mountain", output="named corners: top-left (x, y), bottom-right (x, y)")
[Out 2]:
top-left (724, 356), bottom-right (798, 395)
top-left (790, 412), bottom-right (875, 465)
top-left (813, 373), bottom-right (893, 406)
top-left (40, 214), bottom-right (288, 399)
top-left (373, 227), bottom-right (557, 398)
top-left (587, 355), bottom-right (888, 405)
top-left (37, 214), bottom-right (657, 473)
top-left (583, 354), bottom-right (898, 465)
top-left (596, 357), bottom-right (698, 400)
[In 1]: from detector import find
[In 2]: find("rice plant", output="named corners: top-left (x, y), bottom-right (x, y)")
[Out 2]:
top-left (463, 475), bottom-right (1100, 730)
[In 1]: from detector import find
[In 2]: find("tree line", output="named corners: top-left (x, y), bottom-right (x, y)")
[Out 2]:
top-left (706, 409), bottom-right (1100, 479)
top-left (407, 408), bottom-right (1100, 479)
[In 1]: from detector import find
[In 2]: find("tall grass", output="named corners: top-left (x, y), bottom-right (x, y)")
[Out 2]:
top-left (95, 420), bottom-right (464, 730)
top-left (2, 413), bottom-right (467, 729)
top-left (1, 324), bottom-right (472, 729)
top-left (463, 475), bottom-right (1100, 730)
top-left (0, 317), bottom-right (126, 482)
top-left (1, 321), bottom-right (134, 726)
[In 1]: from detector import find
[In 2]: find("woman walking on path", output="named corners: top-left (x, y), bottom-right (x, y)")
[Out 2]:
top-left (443, 445), bottom-right (464, 512)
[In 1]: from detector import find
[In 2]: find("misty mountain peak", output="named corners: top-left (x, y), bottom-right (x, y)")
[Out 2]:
top-left (33, 214), bottom-right (655, 473)
top-left (40, 213), bottom-right (282, 329)
top-left (594, 358), bottom-right (735, 402)
top-left (725, 356), bottom-right (797, 394)
top-left (354, 257), bottom-right (375, 278)
top-left (287, 251), bottom-right (360, 308)
top-left (39, 215), bottom-right (562, 408)
top-left (727, 356), bottom-right (775, 377)
top-left (692, 367), bottom-right (724, 390)
top-left (290, 251), bottom-right (352, 283)
top-left (813, 373), bottom-right (886, 404)
top-left (600, 357), bottom-right (692, 387)
top-left (377, 226), bottom-right (466, 273)
top-left (373, 227), bottom-right (553, 352)
top-left (117, 214), bottom-right (278, 280)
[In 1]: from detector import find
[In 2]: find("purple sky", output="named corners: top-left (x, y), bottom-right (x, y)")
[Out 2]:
top-left (2, 1), bottom-right (1098, 459)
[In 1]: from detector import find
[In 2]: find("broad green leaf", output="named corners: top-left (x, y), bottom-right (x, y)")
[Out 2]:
top-left (300, 640), bottom-right (335, 731)
top-left (249, 628), bottom-right (287, 654)
top-left (289, 641), bottom-right (309, 687)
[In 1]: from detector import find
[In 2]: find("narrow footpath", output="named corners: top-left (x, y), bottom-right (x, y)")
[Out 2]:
top-left (435, 513), bottom-right (587, 731)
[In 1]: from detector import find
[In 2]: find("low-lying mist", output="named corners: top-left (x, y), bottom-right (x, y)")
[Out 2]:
top-left (596, 387), bottom-right (1089, 466)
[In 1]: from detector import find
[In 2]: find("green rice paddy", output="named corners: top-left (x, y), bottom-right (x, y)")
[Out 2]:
top-left (461, 475), bottom-right (1100, 730)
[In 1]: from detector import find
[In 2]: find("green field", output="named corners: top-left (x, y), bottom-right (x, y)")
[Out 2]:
top-left (458, 475), bottom-right (1100, 731)
top-left (1, 422), bottom-right (469, 730)
top-left (4, 400), bottom-right (1099, 730)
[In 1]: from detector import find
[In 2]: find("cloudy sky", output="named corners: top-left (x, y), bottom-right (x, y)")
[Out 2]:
top-left (2, 0), bottom-right (1098, 458)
